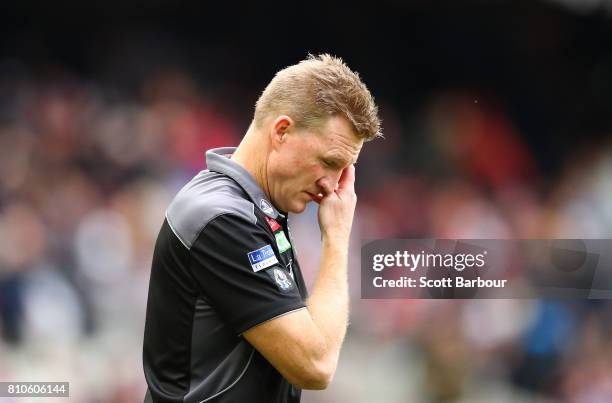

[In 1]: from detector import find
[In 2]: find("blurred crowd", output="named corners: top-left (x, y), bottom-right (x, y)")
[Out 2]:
top-left (299, 93), bottom-right (612, 402)
top-left (0, 68), bottom-right (245, 402)
top-left (1, 24), bottom-right (612, 403)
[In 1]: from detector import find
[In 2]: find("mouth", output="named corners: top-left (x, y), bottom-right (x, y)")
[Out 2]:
top-left (304, 191), bottom-right (323, 201)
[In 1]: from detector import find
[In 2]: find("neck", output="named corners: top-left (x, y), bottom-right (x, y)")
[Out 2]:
top-left (231, 123), bottom-right (271, 200)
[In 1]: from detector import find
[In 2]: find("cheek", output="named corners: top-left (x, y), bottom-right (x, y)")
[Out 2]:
top-left (288, 156), bottom-right (306, 173)
top-left (286, 157), bottom-right (317, 179)
top-left (272, 154), bottom-right (296, 178)
top-left (309, 164), bottom-right (324, 180)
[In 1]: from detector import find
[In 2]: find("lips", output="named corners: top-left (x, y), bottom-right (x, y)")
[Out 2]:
top-left (304, 191), bottom-right (324, 201)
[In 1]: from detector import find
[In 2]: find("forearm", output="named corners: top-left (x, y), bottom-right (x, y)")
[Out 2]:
top-left (306, 236), bottom-right (350, 367)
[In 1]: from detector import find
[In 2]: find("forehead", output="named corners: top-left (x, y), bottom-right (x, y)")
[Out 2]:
top-left (316, 115), bottom-right (363, 163)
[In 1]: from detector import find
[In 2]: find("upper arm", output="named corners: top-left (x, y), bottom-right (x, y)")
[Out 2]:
top-left (188, 213), bottom-right (305, 335)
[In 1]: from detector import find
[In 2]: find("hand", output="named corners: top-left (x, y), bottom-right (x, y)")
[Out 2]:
top-left (314, 165), bottom-right (357, 244)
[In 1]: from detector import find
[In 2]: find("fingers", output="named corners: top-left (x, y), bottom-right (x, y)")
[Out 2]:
top-left (312, 165), bottom-right (355, 205)
top-left (337, 164), bottom-right (355, 193)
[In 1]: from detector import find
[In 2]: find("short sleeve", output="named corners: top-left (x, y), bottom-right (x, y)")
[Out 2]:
top-left (189, 213), bottom-right (305, 335)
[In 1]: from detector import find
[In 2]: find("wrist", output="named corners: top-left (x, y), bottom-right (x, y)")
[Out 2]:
top-left (321, 233), bottom-right (350, 252)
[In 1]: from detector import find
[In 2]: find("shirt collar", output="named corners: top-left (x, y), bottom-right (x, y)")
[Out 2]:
top-left (205, 147), bottom-right (283, 220)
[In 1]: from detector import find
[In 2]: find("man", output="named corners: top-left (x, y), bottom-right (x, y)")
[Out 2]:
top-left (143, 54), bottom-right (381, 403)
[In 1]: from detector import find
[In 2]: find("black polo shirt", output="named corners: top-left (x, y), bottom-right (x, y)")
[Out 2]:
top-left (143, 147), bottom-right (308, 403)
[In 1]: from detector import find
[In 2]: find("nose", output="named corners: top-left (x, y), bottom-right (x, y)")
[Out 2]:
top-left (316, 171), bottom-right (341, 195)
top-left (316, 177), bottom-right (332, 195)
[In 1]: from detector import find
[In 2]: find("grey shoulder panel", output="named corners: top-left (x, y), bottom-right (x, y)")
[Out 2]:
top-left (165, 171), bottom-right (257, 249)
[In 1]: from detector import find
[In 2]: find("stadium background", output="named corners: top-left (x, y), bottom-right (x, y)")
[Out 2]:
top-left (1, 1), bottom-right (612, 401)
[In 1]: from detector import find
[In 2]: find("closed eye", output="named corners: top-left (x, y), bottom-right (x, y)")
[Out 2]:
top-left (322, 159), bottom-right (335, 168)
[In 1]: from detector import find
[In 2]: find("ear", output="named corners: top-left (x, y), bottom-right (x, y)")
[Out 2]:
top-left (270, 115), bottom-right (294, 151)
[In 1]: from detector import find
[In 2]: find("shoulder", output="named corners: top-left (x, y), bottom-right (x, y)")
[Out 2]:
top-left (165, 170), bottom-right (257, 249)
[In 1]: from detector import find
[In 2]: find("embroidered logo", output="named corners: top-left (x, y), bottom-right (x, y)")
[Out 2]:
top-left (247, 244), bottom-right (279, 272)
top-left (259, 199), bottom-right (275, 215)
top-left (271, 267), bottom-right (294, 291)
top-left (264, 216), bottom-right (281, 232)
top-left (275, 231), bottom-right (292, 253)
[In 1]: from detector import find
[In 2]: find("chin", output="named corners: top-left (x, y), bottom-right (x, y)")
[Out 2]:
top-left (287, 200), bottom-right (308, 214)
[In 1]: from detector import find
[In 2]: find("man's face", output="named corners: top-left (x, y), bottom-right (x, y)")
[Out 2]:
top-left (267, 115), bottom-right (363, 213)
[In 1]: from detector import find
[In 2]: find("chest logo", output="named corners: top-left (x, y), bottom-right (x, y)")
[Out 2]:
top-left (259, 199), bottom-right (275, 215)
top-left (247, 244), bottom-right (279, 272)
top-left (275, 231), bottom-right (292, 253)
top-left (264, 216), bottom-right (282, 232)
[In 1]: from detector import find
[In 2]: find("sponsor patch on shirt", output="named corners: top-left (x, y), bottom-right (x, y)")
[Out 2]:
top-left (275, 231), bottom-right (292, 253)
top-left (247, 244), bottom-right (279, 272)
top-left (264, 216), bottom-right (281, 232)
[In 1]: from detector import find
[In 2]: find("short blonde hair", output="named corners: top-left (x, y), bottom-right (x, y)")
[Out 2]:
top-left (254, 54), bottom-right (382, 141)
